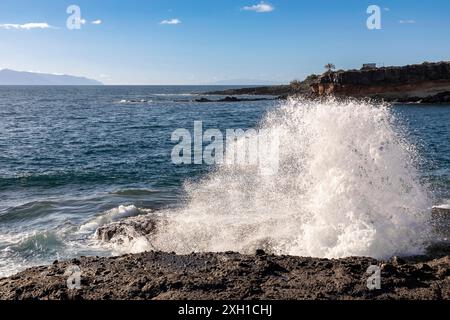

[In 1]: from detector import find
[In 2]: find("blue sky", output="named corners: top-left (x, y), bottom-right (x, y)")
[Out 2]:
top-left (0, 0), bottom-right (449, 85)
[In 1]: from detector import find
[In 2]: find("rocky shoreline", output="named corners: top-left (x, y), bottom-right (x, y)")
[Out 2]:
top-left (205, 61), bottom-right (450, 104)
top-left (1, 207), bottom-right (449, 300)
top-left (0, 247), bottom-right (449, 300)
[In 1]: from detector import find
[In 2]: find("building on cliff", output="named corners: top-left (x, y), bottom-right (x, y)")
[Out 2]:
top-left (361, 63), bottom-right (377, 70)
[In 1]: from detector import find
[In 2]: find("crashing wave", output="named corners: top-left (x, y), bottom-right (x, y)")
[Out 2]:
top-left (98, 98), bottom-right (433, 259)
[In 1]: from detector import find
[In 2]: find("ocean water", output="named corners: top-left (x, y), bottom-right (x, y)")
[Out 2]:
top-left (0, 86), bottom-right (449, 277)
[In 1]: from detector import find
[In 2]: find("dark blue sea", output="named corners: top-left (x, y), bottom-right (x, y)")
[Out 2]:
top-left (0, 86), bottom-right (449, 276)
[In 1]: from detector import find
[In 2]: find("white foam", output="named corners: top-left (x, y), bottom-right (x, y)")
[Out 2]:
top-left (114, 98), bottom-right (433, 259)
top-left (116, 99), bottom-right (152, 104)
top-left (79, 205), bottom-right (151, 233)
top-left (106, 230), bottom-right (152, 255)
top-left (433, 201), bottom-right (450, 210)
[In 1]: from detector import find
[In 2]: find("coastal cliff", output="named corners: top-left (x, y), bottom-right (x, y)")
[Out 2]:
top-left (206, 61), bottom-right (450, 103)
top-left (311, 61), bottom-right (450, 102)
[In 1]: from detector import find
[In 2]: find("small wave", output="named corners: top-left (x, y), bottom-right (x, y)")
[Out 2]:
top-left (0, 231), bottom-right (64, 277)
top-left (79, 205), bottom-right (152, 233)
top-left (0, 200), bottom-right (57, 223)
top-left (433, 204), bottom-right (450, 210)
top-left (11, 231), bottom-right (65, 254)
top-left (116, 99), bottom-right (152, 105)
top-left (433, 200), bottom-right (450, 211)
top-left (110, 189), bottom-right (159, 196)
top-left (0, 172), bottom-right (115, 190)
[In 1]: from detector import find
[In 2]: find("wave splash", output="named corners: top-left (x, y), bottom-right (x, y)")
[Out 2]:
top-left (118, 98), bottom-right (432, 259)
top-left (80, 205), bottom-right (151, 233)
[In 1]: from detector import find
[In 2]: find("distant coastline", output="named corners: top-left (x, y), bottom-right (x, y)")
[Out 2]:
top-left (0, 69), bottom-right (103, 85)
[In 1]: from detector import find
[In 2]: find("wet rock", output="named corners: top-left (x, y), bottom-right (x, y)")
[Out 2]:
top-left (432, 206), bottom-right (450, 216)
top-left (195, 97), bottom-right (211, 103)
top-left (419, 264), bottom-right (434, 272)
top-left (392, 256), bottom-right (406, 266)
top-left (381, 263), bottom-right (397, 274)
top-left (71, 259), bottom-right (80, 265)
top-left (255, 249), bottom-right (266, 256)
top-left (95, 214), bottom-right (160, 244)
top-left (195, 96), bottom-right (279, 103)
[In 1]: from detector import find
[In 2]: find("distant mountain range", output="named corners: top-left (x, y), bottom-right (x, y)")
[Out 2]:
top-left (0, 69), bottom-right (103, 85)
top-left (206, 79), bottom-right (286, 86)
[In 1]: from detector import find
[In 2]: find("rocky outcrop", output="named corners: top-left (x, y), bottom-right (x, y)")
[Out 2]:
top-left (311, 61), bottom-right (450, 102)
top-left (195, 96), bottom-right (280, 103)
top-left (95, 214), bottom-right (160, 243)
top-left (205, 75), bottom-right (319, 97)
top-left (206, 85), bottom-right (293, 96)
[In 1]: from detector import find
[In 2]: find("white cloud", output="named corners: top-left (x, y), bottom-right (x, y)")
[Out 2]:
top-left (0, 22), bottom-right (52, 30)
top-left (399, 19), bottom-right (416, 24)
top-left (242, 2), bottom-right (274, 13)
top-left (160, 18), bottom-right (181, 25)
top-left (92, 19), bottom-right (102, 25)
top-left (383, 7), bottom-right (390, 11)
top-left (80, 19), bottom-right (87, 25)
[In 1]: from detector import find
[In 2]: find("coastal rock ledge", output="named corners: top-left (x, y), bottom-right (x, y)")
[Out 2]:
top-left (311, 61), bottom-right (450, 102)
top-left (0, 250), bottom-right (450, 300)
top-left (206, 61), bottom-right (450, 103)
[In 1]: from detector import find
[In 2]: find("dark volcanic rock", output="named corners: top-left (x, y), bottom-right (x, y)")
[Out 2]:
top-left (195, 97), bottom-right (211, 103)
top-left (95, 214), bottom-right (160, 243)
top-left (205, 76), bottom-right (319, 97)
top-left (0, 250), bottom-right (449, 300)
top-left (194, 96), bottom-right (279, 103)
top-left (206, 86), bottom-right (293, 96)
top-left (420, 91), bottom-right (450, 103)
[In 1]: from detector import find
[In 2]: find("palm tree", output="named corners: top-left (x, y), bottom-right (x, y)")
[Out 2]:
top-left (324, 63), bottom-right (336, 72)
